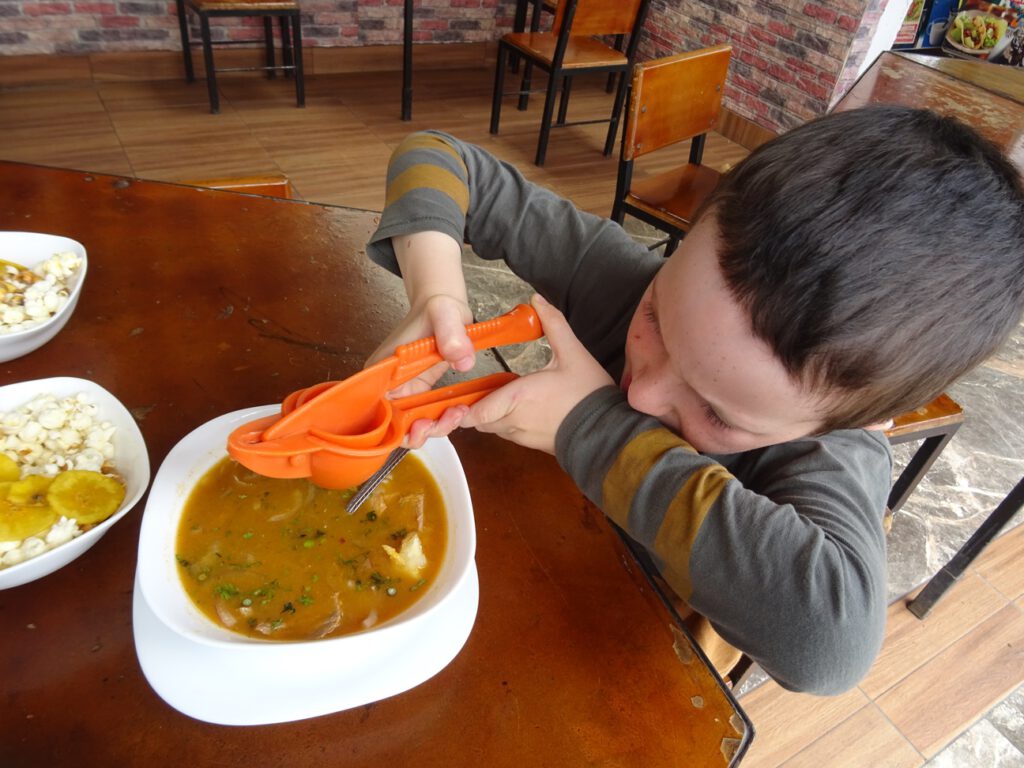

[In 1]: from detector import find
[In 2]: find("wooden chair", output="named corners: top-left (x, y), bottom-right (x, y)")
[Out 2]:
top-left (514, 0), bottom-right (623, 94)
top-left (611, 45), bottom-right (732, 258)
top-left (490, 0), bottom-right (652, 167)
top-left (884, 393), bottom-right (965, 515)
top-left (175, 0), bottom-right (305, 115)
top-left (179, 173), bottom-right (294, 199)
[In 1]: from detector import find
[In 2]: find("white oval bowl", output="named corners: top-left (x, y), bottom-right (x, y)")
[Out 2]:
top-left (0, 232), bottom-right (88, 363)
top-left (0, 377), bottom-right (150, 590)
top-left (135, 406), bottom-right (477, 689)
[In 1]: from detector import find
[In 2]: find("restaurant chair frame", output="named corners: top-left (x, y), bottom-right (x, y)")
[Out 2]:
top-left (176, 0), bottom-right (305, 115)
top-left (884, 393), bottom-right (965, 514)
top-left (491, 0), bottom-right (652, 167)
top-left (611, 45), bottom-right (732, 258)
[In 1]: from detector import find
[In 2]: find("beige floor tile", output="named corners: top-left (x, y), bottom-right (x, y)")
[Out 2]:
top-left (875, 604), bottom-right (1024, 758)
top-left (975, 518), bottom-right (1024, 602)
top-left (860, 572), bottom-right (1006, 699)
top-left (734, 682), bottom-right (869, 767)
top-left (777, 704), bottom-right (923, 768)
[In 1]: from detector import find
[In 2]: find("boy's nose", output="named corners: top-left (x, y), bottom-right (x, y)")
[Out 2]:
top-left (626, 373), bottom-right (670, 420)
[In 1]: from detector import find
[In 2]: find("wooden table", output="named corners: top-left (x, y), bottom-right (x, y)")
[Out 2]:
top-left (834, 51), bottom-right (1024, 616)
top-left (834, 51), bottom-right (1024, 173)
top-left (0, 161), bottom-right (751, 766)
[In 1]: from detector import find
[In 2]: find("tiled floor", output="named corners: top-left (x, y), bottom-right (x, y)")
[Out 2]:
top-left (1, 63), bottom-right (1022, 766)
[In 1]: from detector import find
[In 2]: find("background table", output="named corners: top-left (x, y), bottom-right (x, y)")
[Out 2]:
top-left (0, 161), bottom-right (751, 766)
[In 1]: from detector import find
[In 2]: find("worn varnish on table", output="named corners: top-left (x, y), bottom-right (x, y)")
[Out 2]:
top-left (0, 162), bottom-right (749, 766)
top-left (834, 51), bottom-right (1024, 174)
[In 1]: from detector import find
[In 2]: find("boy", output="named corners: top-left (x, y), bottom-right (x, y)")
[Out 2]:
top-left (363, 106), bottom-right (1024, 695)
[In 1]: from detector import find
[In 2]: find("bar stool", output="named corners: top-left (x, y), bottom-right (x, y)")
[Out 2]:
top-left (175, 0), bottom-right (305, 114)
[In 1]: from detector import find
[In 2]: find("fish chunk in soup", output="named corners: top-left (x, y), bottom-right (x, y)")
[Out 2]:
top-left (175, 455), bottom-right (446, 641)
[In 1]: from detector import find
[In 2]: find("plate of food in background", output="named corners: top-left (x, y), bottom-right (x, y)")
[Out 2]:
top-left (0, 377), bottom-right (150, 589)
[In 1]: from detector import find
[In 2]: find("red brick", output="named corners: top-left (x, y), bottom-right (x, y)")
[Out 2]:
top-left (23, 3), bottom-right (73, 15)
top-left (102, 15), bottom-right (140, 26)
top-left (803, 3), bottom-right (838, 24)
top-left (797, 75), bottom-right (830, 100)
top-left (767, 20), bottom-right (797, 39)
top-left (750, 27), bottom-right (778, 46)
top-left (837, 14), bottom-right (859, 32)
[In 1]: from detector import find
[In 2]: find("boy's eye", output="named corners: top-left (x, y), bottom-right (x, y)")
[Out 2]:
top-left (702, 403), bottom-right (732, 431)
top-left (643, 300), bottom-right (660, 334)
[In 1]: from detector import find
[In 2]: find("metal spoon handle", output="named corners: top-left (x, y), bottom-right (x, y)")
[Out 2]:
top-left (344, 447), bottom-right (410, 514)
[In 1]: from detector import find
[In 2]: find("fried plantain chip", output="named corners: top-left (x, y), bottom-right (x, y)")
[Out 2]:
top-left (47, 470), bottom-right (126, 525)
top-left (7, 474), bottom-right (53, 506)
top-left (0, 497), bottom-right (59, 541)
top-left (0, 454), bottom-right (19, 483)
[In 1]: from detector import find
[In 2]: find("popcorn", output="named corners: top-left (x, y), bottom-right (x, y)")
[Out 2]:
top-left (0, 251), bottom-right (81, 335)
top-left (0, 392), bottom-right (117, 570)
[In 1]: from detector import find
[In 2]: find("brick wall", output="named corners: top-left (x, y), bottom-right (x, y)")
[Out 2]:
top-left (0, 0), bottom-right (875, 133)
top-left (639, 0), bottom-right (872, 131)
top-left (0, 0), bottom-right (518, 53)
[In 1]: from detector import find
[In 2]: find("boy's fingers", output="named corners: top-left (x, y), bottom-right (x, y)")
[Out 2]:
top-left (429, 303), bottom-right (476, 372)
top-left (401, 405), bottom-right (467, 448)
top-left (459, 387), bottom-right (516, 431)
top-left (531, 293), bottom-right (585, 360)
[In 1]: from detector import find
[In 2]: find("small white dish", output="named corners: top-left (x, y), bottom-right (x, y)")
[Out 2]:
top-left (133, 406), bottom-right (479, 725)
top-left (0, 232), bottom-right (88, 363)
top-left (0, 377), bottom-right (150, 590)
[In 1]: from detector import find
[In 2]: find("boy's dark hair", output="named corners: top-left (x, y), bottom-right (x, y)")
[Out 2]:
top-left (703, 105), bottom-right (1024, 431)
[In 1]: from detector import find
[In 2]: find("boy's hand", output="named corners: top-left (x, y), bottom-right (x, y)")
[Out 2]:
top-left (366, 294), bottom-right (475, 398)
top-left (459, 294), bottom-right (614, 454)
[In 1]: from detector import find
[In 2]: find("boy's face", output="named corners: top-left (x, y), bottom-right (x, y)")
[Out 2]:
top-left (621, 216), bottom-right (828, 454)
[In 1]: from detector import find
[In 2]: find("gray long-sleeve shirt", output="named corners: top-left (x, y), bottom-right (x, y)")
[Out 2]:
top-left (367, 130), bottom-right (893, 694)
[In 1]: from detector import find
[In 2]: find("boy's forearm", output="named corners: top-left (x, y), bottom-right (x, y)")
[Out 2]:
top-left (555, 387), bottom-right (891, 694)
top-left (392, 231), bottom-right (467, 310)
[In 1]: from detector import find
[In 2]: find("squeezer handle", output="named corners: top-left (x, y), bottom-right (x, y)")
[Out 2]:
top-left (390, 303), bottom-right (542, 387)
top-left (389, 371), bottom-right (518, 433)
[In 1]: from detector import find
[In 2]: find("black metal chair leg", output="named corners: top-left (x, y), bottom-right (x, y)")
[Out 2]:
top-left (534, 68), bottom-right (560, 166)
top-left (292, 13), bottom-right (305, 108)
top-left (510, 0), bottom-right (528, 74)
top-left (518, 61), bottom-right (534, 111)
top-left (280, 16), bottom-right (294, 78)
top-left (199, 14), bottom-right (219, 113)
top-left (606, 34), bottom-right (624, 92)
top-left (263, 17), bottom-right (276, 79)
top-left (604, 68), bottom-right (630, 156)
top-left (176, 0), bottom-right (195, 82)
top-left (663, 236), bottom-right (681, 258)
top-left (556, 76), bottom-right (571, 125)
top-left (490, 44), bottom-right (508, 135)
top-left (908, 476), bottom-right (1024, 619)
top-left (887, 430), bottom-right (959, 513)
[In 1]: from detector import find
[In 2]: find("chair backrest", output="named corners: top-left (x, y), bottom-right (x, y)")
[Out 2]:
top-left (553, 0), bottom-right (646, 37)
top-left (621, 45), bottom-right (732, 162)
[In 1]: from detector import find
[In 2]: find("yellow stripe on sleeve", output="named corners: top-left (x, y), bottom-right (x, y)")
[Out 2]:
top-left (601, 426), bottom-right (733, 601)
top-left (392, 133), bottom-right (463, 164)
top-left (602, 428), bottom-right (697, 528)
top-left (654, 464), bottom-right (733, 601)
top-left (385, 165), bottom-right (470, 213)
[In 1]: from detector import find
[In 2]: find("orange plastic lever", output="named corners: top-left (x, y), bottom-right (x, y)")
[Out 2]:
top-left (227, 304), bottom-right (543, 488)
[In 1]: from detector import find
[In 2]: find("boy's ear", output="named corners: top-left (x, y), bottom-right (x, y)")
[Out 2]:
top-left (863, 419), bottom-right (894, 431)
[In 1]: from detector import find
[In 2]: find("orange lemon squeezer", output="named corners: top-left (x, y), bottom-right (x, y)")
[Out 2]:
top-left (227, 304), bottom-right (543, 489)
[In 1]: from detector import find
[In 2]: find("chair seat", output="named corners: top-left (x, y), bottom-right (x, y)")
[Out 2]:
top-left (885, 393), bottom-right (964, 441)
top-left (503, 32), bottom-right (628, 69)
top-left (623, 163), bottom-right (722, 230)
